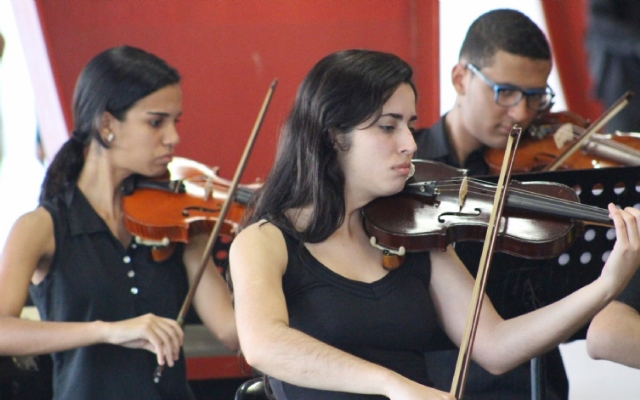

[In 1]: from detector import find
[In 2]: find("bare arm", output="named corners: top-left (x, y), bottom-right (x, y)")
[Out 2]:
top-left (230, 222), bottom-right (453, 400)
top-left (184, 233), bottom-right (238, 350)
top-left (0, 207), bottom-right (184, 367)
top-left (586, 300), bottom-right (640, 368)
top-left (430, 204), bottom-right (640, 375)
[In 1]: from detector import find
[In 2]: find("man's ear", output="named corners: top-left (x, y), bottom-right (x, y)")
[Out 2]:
top-left (451, 63), bottom-right (468, 96)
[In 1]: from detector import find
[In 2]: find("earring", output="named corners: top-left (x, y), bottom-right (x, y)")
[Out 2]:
top-left (106, 132), bottom-right (115, 143)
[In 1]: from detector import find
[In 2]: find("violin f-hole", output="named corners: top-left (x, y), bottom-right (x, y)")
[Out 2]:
top-left (438, 208), bottom-right (482, 223)
top-left (181, 206), bottom-right (221, 216)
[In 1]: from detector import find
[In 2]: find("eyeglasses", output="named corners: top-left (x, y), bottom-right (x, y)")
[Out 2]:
top-left (466, 64), bottom-right (555, 111)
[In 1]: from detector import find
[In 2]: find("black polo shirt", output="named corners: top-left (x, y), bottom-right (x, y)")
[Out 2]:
top-left (30, 186), bottom-right (193, 400)
top-left (413, 114), bottom-right (489, 176)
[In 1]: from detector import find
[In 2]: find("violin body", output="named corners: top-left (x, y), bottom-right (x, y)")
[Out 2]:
top-left (363, 160), bottom-right (610, 259)
top-left (122, 157), bottom-right (259, 254)
top-left (484, 111), bottom-right (640, 173)
top-left (122, 184), bottom-right (246, 245)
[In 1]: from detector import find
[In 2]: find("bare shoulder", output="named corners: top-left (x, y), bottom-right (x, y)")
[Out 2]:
top-left (230, 220), bottom-right (288, 277)
top-left (4, 207), bottom-right (55, 255)
top-left (0, 207), bottom-right (55, 314)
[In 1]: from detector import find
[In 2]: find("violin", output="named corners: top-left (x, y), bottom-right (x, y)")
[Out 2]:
top-left (121, 156), bottom-right (260, 261)
top-left (484, 109), bottom-right (640, 173)
top-left (362, 159), bottom-right (612, 260)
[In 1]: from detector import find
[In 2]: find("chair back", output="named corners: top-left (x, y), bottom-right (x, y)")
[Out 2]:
top-left (234, 376), bottom-right (270, 400)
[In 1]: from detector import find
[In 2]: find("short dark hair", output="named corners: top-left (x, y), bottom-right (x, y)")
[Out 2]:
top-left (244, 49), bottom-right (415, 243)
top-left (40, 45), bottom-right (180, 202)
top-left (459, 9), bottom-right (551, 68)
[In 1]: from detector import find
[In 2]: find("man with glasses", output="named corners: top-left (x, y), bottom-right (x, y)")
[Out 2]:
top-left (465, 63), bottom-right (555, 114)
top-left (415, 9), bottom-right (568, 400)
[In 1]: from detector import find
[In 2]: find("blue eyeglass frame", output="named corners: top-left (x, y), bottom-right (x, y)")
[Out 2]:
top-left (466, 63), bottom-right (555, 110)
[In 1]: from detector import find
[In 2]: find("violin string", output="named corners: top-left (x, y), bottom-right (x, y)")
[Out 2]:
top-left (463, 180), bottom-right (607, 218)
top-left (427, 178), bottom-right (610, 221)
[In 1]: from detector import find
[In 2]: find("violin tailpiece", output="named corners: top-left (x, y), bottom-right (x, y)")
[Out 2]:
top-left (368, 236), bottom-right (407, 270)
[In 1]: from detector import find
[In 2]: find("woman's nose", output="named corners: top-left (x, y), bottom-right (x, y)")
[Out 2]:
top-left (165, 124), bottom-right (180, 147)
top-left (401, 126), bottom-right (418, 155)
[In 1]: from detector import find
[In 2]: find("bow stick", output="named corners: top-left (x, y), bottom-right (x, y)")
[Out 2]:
top-left (154, 78), bottom-right (278, 383)
top-left (450, 125), bottom-right (523, 398)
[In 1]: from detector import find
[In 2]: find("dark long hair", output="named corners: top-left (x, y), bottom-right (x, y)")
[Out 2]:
top-left (459, 9), bottom-right (551, 68)
top-left (244, 49), bottom-right (415, 243)
top-left (39, 45), bottom-right (180, 203)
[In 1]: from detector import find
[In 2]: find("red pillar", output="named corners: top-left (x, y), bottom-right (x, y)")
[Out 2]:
top-left (541, 0), bottom-right (603, 122)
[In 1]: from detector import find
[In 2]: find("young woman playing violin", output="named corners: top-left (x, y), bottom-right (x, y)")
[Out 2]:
top-left (229, 49), bottom-right (640, 400)
top-left (0, 46), bottom-right (237, 399)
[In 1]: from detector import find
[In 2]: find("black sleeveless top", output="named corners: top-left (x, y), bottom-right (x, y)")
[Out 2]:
top-left (269, 230), bottom-right (439, 399)
top-left (30, 186), bottom-right (194, 400)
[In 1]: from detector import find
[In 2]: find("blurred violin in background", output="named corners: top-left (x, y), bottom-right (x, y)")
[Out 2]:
top-left (121, 156), bottom-right (262, 261)
top-left (484, 92), bottom-right (640, 173)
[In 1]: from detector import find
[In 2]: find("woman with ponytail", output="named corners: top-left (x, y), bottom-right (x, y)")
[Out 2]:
top-left (0, 46), bottom-right (237, 399)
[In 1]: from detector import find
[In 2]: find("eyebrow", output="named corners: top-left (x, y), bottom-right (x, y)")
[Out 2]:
top-left (146, 111), bottom-right (182, 117)
top-left (383, 113), bottom-right (418, 122)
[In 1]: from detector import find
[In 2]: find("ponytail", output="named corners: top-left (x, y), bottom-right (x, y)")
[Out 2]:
top-left (39, 135), bottom-right (86, 203)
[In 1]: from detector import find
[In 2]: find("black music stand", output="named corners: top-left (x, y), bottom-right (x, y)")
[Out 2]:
top-left (458, 165), bottom-right (640, 400)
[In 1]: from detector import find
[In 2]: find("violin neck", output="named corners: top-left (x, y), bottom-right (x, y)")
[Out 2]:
top-left (506, 190), bottom-right (612, 226)
top-left (128, 179), bottom-right (255, 205)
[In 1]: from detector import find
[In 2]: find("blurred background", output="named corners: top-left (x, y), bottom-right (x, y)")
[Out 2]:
top-left (0, 1), bottom-right (637, 399)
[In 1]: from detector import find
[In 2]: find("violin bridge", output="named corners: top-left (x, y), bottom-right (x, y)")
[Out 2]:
top-left (553, 123), bottom-right (574, 148)
top-left (458, 175), bottom-right (468, 211)
top-left (203, 177), bottom-right (214, 201)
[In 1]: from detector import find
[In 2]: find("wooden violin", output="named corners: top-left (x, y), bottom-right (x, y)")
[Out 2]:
top-left (362, 159), bottom-right (612, 260)
top-left (121, 156), bottom-right (261, 261)
top-left (484, 92), bottom-right (639, 173)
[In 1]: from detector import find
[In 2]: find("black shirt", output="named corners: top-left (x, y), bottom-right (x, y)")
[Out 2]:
top-left (268, 229), bottom-right (438, 399)
top-left (413, 114), bottom-right (489, 176)
top-left (30, 186), bottom-right (194, 400)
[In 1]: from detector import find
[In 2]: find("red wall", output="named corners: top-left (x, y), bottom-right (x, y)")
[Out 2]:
top-left (35, 1), bottom-right (440, 183)
top-left (541, 0), bottom-right (602, 122)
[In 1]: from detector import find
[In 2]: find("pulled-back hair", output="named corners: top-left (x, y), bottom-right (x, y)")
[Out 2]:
top-left (39, 45), bottom-right (180, 203)
top-left (244, 49), bottom-right (415, 243)
top-left (459, 9), bottom-right (551, 68)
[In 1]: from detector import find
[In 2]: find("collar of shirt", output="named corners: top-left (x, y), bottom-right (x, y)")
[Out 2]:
top-left (65, 186), bottom-right (112, 236)
top-left (413, 114), bottom-right (489, 176)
